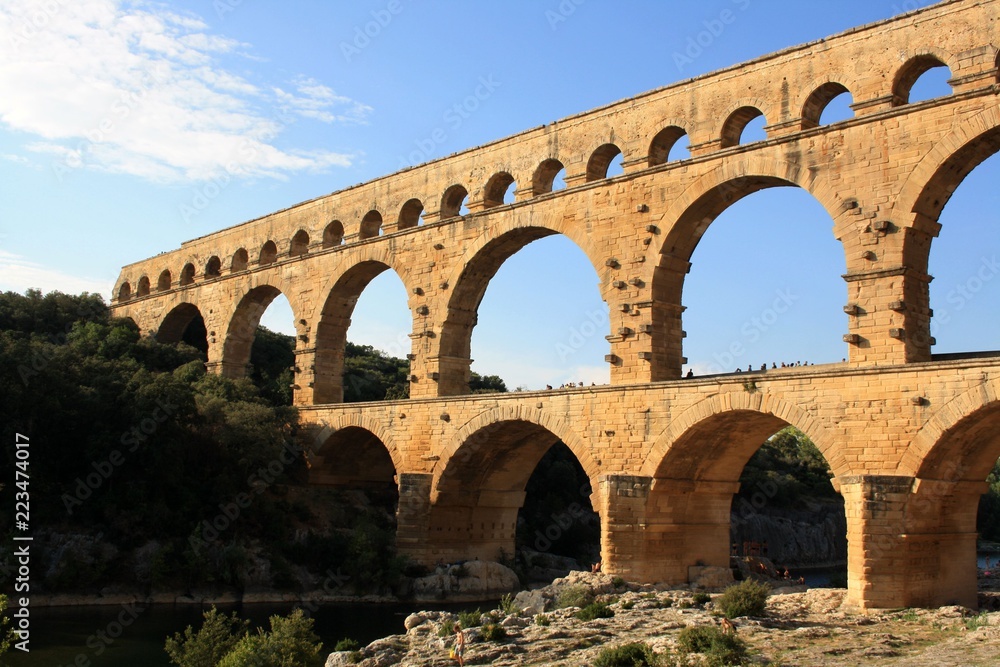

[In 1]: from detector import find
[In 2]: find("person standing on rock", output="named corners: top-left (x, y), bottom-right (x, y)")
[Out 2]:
top-left (453, 622), bottom-right (466, 666)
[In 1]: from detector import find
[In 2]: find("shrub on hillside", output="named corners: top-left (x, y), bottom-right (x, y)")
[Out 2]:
top-left (716, 579), bottom-right (770, 618)
top-left (677, 626), bottom-right (748, 666)
top-left (556, 584), bottom-right (595, 609)
top-left (593, 642), bottom-right (660, 667)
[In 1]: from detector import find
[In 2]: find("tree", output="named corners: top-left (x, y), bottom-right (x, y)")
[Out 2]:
top-left (164, 607), bottom-right (249, 667)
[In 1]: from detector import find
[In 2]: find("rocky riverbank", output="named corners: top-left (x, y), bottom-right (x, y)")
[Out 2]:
top-left (325, 570), bottom-right (1000, 667)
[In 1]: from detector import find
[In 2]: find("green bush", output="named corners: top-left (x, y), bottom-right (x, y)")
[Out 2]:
top-left (333, 638), bottom-right (360, 652)
top-left (498, 593), bottom-right (519, 616)
top-left (535, 614), bottom-right (550, 627)
top-left (611, 576), bottom-right (626, 589)
top-left (620, 599), bottom-right (635, 610)
top-left (458, 608), bottom-right (483, 628)
top-left (593, 642), bottom-right (660, 667)
top-left (437, 619), bottom-right (455, 637)
top-left (576, 602), bottom-right (614, 621)
top-left (481, 622), bottom-right (507, 642)
top-left (716, 579), bottom-right (770, 619)
top-left (677, 626), bottom-right (748, 667)
top-left (164, 607), bottom-right (249, 667)
top-left (692, 592), bottom-right (712, 605)
top-left (215, 609), bottom-right (323, 667)
top-left (556, 584), bottom-right (595, 609)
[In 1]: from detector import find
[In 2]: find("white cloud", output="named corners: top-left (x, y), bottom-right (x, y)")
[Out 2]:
top-left (0, 250), bottom-right (112, 298)
top-left (0, 0), bottom-right (370, 183)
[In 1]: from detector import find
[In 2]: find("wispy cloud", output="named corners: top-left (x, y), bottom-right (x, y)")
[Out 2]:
top-left (0, 0), bottom-right (370, 183)
top-left (0, 250), bottom-right (112, 298)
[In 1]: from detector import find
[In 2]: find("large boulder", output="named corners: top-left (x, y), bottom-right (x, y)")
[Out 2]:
top-left (411, 560), bottom-right (520, 601)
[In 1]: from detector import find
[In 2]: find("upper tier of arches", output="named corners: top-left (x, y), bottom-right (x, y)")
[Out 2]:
top-left (113, 12), bottom-right (1000, 302)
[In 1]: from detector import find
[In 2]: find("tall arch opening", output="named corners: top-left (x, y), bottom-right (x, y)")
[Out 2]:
top-left (135, 276), bottom-right (150, 297)
top-left (222, 286), bottom-right (297, 403)
top-left (157, 302), bottom-right (208, 359)
top-left (205, 256), bottom-right (222, 279)
top-left (910, 401), bottom-right (1000, 608)
top-left (180, 263), bottom-right (195, 286)
top-left (653, 178), bottom-right (846, 379)
top-left (117, 282), bottom-right (131, 302)
top-left (919, 126), bottom-right (1000, 354)
top-left (313, 262), bottom-right (411, 404)
top-left (439, 229), bottom-right (609, 395)
top-left (308, 426), bottom-right (401, 592)
top-left (429, 420), bottom-right (598, 576)
top-left (642, 410), bottom-right (845, 588)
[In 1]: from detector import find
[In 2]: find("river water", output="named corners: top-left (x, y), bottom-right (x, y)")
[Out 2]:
top-left (4, 557), bottom-right (995, 665)
top-left (1, 600), bottom-right (483, 667)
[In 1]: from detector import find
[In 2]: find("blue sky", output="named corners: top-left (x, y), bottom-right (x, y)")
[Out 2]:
top-left (1, 0), bottom-right (997, 389)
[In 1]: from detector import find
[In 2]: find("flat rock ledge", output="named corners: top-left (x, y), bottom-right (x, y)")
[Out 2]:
top-left (326, 571), bottom-right (1000, 667)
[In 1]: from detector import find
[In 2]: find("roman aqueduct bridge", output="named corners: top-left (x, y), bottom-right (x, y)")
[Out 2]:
top-left (112, 0), bottom-right (1000, 609)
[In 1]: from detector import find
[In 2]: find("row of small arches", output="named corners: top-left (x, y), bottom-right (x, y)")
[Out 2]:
top-left (115, 56), bottom-right (970, 303)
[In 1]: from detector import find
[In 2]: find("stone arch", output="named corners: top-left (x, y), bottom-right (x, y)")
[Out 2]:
top-left (180, 263), bottom-right (195, 286)
top-left (258, 241), bottom-right (277, 266)
top-left (640, 391), bottom-right (845, 480)
top-left (895, 106), bottom-right (1000, 274)
top-left (801, 81), bottom-right (852, 129)
top-left (646, 157), bottom-right (848, 380)
top-left (892, 51), bottom-right (954, 106)
top-left (441, 184), bottom-right (469, 218)
top-left (647, 125), bottom-right (688, 167)
top-left (901, 378), bottom-right (1000, 481)
top-left (719, 104), bottom-right (768, 148)
top-left (435, 406), bottom-right (601, 497)
top-left (307, 412), bottom-right (403, 471)
top-left (483, 171), bottom-right (516, 208)
top-left (290, 229), bottom-right (309, 257)
top-left (359, 210), bottom-right (382, 240)
top-left (995, 48), bottom-right (1000, 81)
top-left (156, 269), bottom-right (172, 292)
top-left (427, 408), bottom-right (602, 562)
top-left (135, 276), bottom-right (150, 298)
top-left (117, 281), bottom-right (132, 302)
top-left (222, 283), bottom-right (301, 379)
top-left (586, 143), bottom-right (622, 182)
top-left (398, 198), bottom-right (423, 230)
top-left (532, 158), bottom-right (565, 195)
top-left (205, 256), bottom-right (222, 279)
top-left (231, 248), bottom-right (249, 272)
top-left (437, 213), bottom-right (605, 396)
top-left (157, 301), bottom-right (207, 349)
top-left (312, 249), bottom-right (414, 404)
top-left (323, 220), bottom-right (344, 248)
